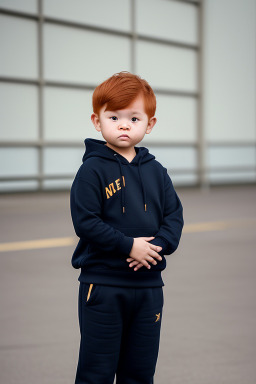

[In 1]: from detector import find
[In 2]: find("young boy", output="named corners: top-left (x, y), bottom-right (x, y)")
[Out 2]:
top-left (70, 71), bottom-right (184, 384)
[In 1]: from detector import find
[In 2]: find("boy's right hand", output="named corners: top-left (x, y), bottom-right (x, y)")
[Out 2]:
top-left (128, 237), bottom-right (162, 270)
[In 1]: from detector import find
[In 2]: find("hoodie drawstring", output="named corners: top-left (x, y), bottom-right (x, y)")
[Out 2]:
top-left (114, 154), bottom-right (147, 214)
top-left (138, 156), bottom-right (147, 212)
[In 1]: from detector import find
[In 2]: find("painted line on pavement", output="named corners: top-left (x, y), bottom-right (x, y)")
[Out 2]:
top-left (0, 219), bottom-right (255, 253)
top-left (183, 218), bottom-right (256, 233)
top-left (0, 237), bottom-right (76, 253)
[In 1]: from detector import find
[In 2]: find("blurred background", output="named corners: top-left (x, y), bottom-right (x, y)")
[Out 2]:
top-left (0, 1), bottom-right (256, 384)
top-left (0, 0), bottom-right (255, 191)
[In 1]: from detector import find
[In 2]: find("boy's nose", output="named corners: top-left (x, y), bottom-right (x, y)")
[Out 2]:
top-left (119, 123), bottom-right (130, 130)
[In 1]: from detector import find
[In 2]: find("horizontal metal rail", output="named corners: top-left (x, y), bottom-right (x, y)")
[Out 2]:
top-left (0, 77), bottom-right (199, 98)
top-left (1, 140), bottom-right (255, 148)
top-left (0, 166), bottom-right (255, 183)
top-left (0, 140), bottom-right (199, 148)
top-left (0, 8), bottom-right (199, 50)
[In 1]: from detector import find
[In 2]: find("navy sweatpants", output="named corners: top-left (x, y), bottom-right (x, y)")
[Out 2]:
top-left (74, 283), bottom-right (164, 384)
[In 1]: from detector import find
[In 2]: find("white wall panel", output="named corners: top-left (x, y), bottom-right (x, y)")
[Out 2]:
top-left (0, 180), bottom-right (38, 192)
top-left (0, 15), bottom-right (38, 78)
top-left (43, 0), bottom-right (131, 32)
top-left (209, 171), bottom-right (256, 184)
top-left (146, 146), bottom-right (197, 171)
top-left (204, 0), bottom-right (256, 141)
top-left (136, 0), bottom-right (198, 45)
top-left (0, 0), bottom-right (37, 13)
top-left (43, 179), bottom-right (72, 190)
top-left (44, 87), bottom-right (93, 140)
top-left (146, 95), bottom-right (197, 142)
top-left (0, 148), bottom-right (38, 176)
top-left (43, 147), bottom-right (84, 175)
top-left (5, 0), bottom-right (253, 190)
top-left (136, 41), bottom-right (197, 91)
top-left (0, 83), bottom-right (38, 140)
top-left (208, 146), bottom-right (255, 168)
top-left (171, 173), bottom-right (198, 186)
top-left (44, 24), bottom-right (131, 85)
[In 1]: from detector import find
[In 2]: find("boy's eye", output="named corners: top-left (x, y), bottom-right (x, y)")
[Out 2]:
top-left (131, 117), bottom-right (139, 122)
top-left (110, 116), bottom-right (118, 121)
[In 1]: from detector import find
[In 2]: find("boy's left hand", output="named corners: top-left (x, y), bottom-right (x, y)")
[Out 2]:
top-left (126, 257), bottom-right (143, 271)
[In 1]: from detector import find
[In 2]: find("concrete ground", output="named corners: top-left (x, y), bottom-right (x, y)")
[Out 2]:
top-left (0, 185), bottom-right (256, 384)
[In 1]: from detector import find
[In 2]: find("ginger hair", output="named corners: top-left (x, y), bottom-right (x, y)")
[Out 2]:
top-left (92, 71), bottom-right (156, 119)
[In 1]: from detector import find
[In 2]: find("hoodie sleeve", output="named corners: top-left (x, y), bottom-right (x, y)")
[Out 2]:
top-left (70, 165), bottom-right (134, 255)
top-left (149, 168), bottom-right (184, 256)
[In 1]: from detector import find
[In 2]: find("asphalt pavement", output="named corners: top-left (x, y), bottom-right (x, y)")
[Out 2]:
top-left (0, 185), bottom-right (256, 384)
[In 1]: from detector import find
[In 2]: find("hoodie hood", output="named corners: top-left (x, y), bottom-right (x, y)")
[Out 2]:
top-left (82, 138), bottom-right (155, 214)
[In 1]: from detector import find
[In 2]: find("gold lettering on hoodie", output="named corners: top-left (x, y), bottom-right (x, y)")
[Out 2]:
top-left (115, 179), bottom-right (121, 190)
top-left (105, 176), bottom-right (125, 199)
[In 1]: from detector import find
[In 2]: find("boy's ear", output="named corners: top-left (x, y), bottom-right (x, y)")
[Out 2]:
top-left (91, 113), bottom-right (101, 132)
top-left (146, 116), bottom-right (157, 134)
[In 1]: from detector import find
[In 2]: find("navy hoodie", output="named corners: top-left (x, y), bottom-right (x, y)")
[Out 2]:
top-left (70, 138), bottom-right (184, 288)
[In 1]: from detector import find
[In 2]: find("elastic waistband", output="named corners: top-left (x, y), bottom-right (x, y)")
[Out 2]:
top-left (78, 268), bottom-right (164, 288)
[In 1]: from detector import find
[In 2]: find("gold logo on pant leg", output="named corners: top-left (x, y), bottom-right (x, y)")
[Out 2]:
top-left (155, 313), bottom-right (161, 322)
top-left (86, 283), bottom-right (93, 302)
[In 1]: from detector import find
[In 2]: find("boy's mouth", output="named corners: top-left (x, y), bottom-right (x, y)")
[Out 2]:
top-left (119, 134), bottom-right (130, 138)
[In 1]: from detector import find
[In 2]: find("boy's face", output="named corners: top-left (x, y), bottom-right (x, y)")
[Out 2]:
top-left (91, 94), bottom-right (157, 153)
